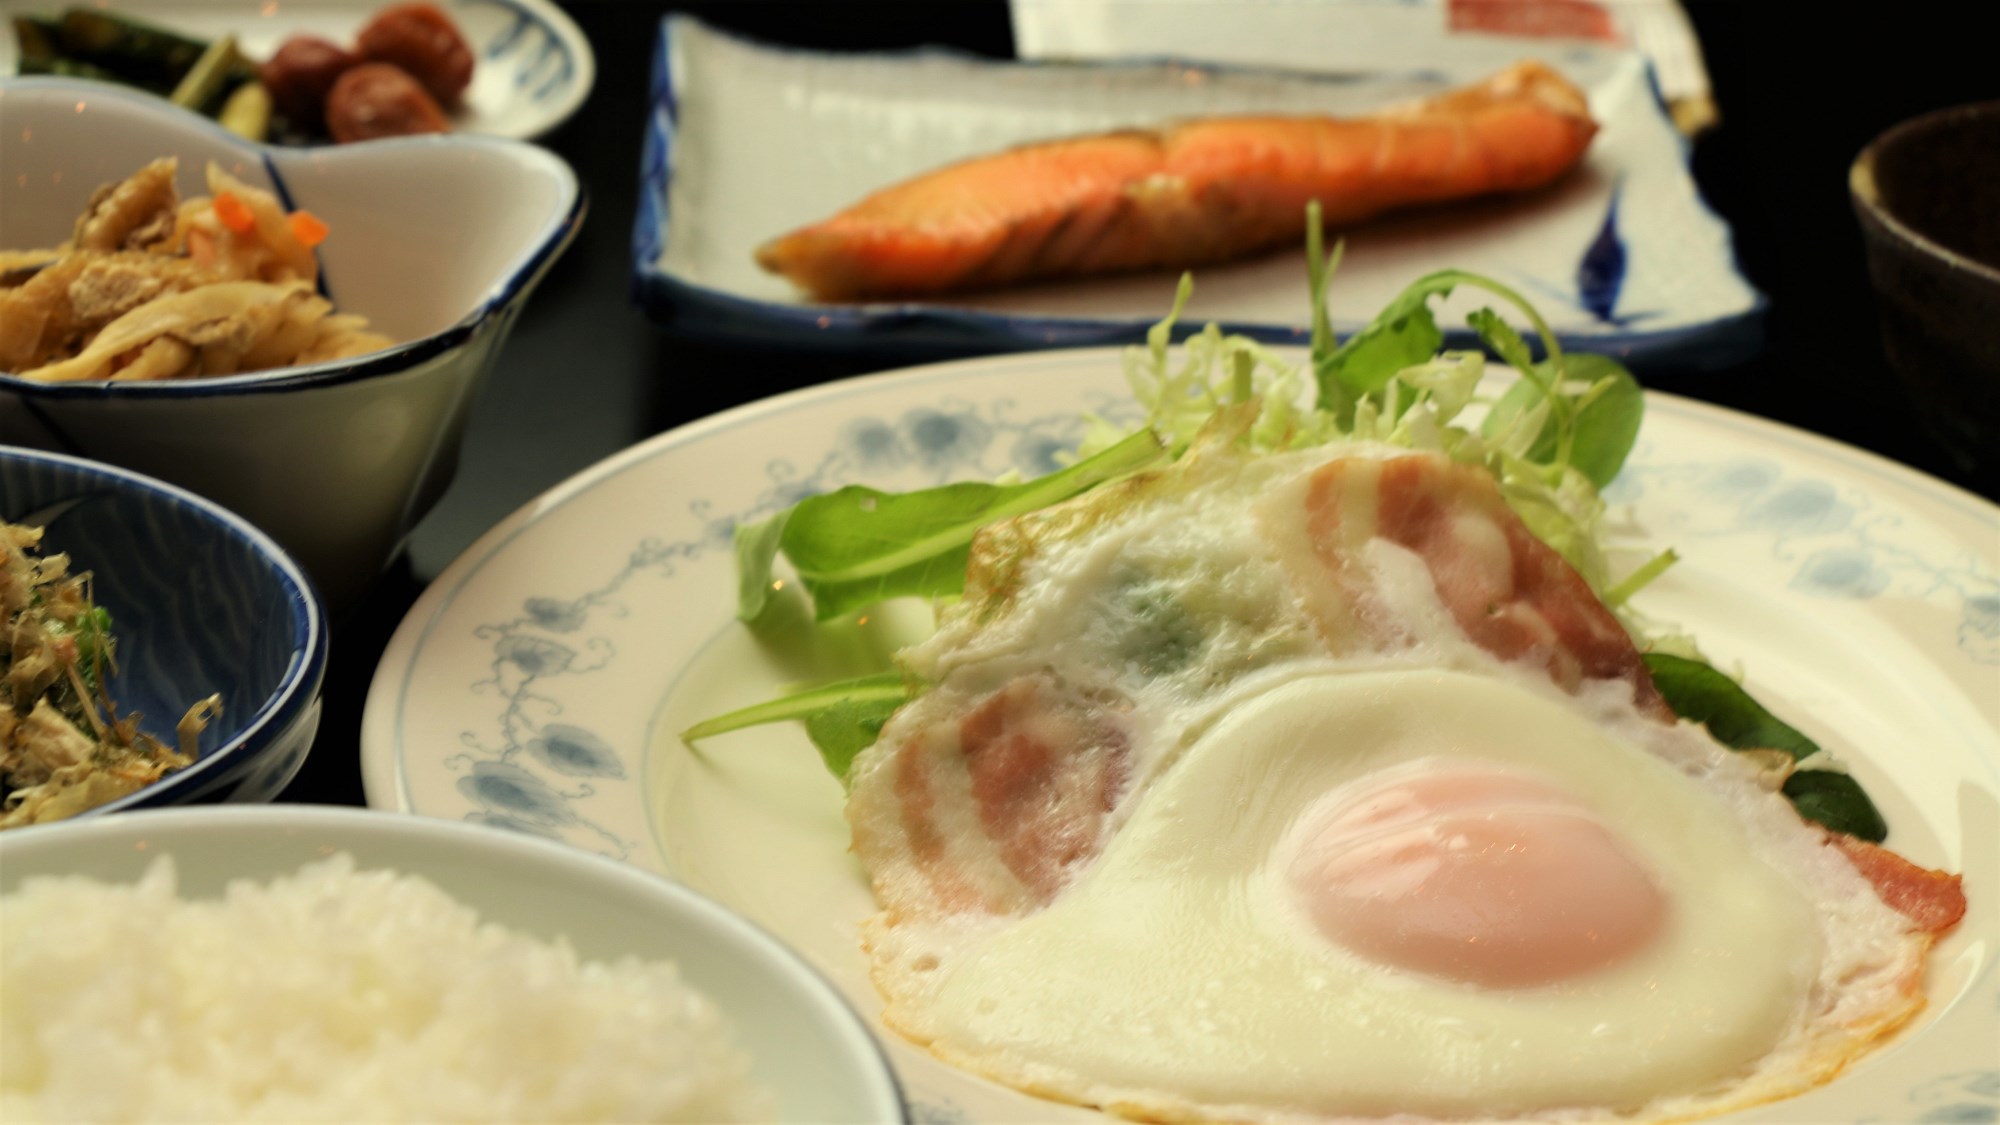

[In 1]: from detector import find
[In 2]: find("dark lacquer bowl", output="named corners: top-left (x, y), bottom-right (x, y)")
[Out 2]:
top-left (1850, 102), bottom-right (2000, 489)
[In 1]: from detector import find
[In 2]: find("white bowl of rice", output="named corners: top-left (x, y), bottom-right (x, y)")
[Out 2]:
top-left (0, 805), bottom-right (907, 1123)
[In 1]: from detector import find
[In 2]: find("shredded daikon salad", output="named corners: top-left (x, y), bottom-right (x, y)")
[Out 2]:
top-left (0, 522), bottom-right (218, 829)
top-left (689, 220), bottom-right (1891, 841)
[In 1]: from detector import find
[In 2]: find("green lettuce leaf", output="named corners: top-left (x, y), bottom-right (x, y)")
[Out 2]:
top-left (1781, 770), bottom-right (1888, 842)
top-left (741, 428), bottom-right (1165, 623)
top-left (682, 672), bottom-right (910, 783)
top-left (1643, 653), bottom-right (1886, 841)
top-left (733, 509), bottom-right (792, 621)
top-left (1642, 653), bottom-right (1821, 760)
top-left (1482, 353), bottom-right (1644, 489)
top-left (1317, 274), bottom-right (1450, 416)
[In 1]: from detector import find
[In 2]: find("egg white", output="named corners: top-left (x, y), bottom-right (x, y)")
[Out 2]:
top-left (869, 669), bottom-right (1926, 1122)
top-left (851, 447), bottom-right (1935, 1123)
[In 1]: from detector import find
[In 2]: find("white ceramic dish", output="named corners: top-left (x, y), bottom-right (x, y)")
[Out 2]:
top-left (363, 347), bottom-right (1999, 1124)
top-left (0, 0), bottom-right (594, 141)
top-left (0, 805), bottom-right (907, 1121)
top-left (634, 16), bottom-right (1762, 367)
top-left (0, 78), bottom-right (582, 609)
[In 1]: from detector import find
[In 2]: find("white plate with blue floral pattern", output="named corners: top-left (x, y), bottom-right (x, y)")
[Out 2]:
top-left (1, 0), bottom-right (593, 141)
top-left (363, 348), bottom-right (1999, 1125)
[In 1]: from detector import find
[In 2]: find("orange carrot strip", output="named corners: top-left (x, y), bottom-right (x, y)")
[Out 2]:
top-left (213, 192), bottom-right (257, 235)
top-left (288, 210), bottom-right (329, 249)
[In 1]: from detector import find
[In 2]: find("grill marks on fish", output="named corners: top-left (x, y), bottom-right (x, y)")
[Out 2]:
top-left (755, 61), bottom-right (1599, 300)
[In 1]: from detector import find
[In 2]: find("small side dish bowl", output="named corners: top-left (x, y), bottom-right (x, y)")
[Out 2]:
top-left (1850, 101), bottom-right (2000, 489)
top-left (0, 78), bottom-right (583, 609)
top-left (0, 806), bottom-right (908, 1122)
top-left (0, 0), bottom-right (596, 142)
top-left (0, 446), bottom-right (326, 824)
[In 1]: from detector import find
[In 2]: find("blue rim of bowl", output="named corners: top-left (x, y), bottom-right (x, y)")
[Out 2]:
top-left (0, 0), bottom-right (595, 141)
top-left (0, 447), bottom-right (328, 817)
top-left (0, 804), bottom-right (911, 1122)
top-left (0, 77), bottom-right (586, 401)
top-left (630, 17), bottom-right (1767, 371)
top-left (460, 0), bottom-right (598, 137)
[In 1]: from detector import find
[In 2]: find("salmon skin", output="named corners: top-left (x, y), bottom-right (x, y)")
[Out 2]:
top-left (754, 60), bottom-right (1599, 302)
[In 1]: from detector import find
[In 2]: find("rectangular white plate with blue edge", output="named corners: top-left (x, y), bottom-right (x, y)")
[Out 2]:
top-left (634, 15), bottom-right (1763, 368)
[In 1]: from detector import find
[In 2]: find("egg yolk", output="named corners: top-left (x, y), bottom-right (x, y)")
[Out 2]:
top-left (1287, 760), bottom-right (1668, 988)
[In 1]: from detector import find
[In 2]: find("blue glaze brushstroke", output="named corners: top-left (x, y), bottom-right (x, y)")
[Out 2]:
top-left (1577, 182), bottom-right (1627, 322)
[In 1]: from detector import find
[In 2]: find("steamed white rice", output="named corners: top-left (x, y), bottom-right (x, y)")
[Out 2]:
top-left (0, 854), bottom-right (775, 1123)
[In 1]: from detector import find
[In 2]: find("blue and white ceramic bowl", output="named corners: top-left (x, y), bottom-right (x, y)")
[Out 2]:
top-left (0, 79), bottom-right (584, 608)
top-left (0, 0), bottom-right (595, 142)
top-left (0, 447), bottom-right (327, 821)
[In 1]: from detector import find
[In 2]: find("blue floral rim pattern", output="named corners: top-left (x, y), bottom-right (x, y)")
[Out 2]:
top-left (465, 0), bottom-right (579, 105)
top-left (384, 355), bottom-right (2000, 857)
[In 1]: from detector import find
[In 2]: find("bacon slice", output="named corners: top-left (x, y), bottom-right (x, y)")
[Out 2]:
top-left (1829, 833), bottom-right (1968, 936)
top-left (853, 672), bottom-right (1132, 919)
top-left (960, 678), bottom-right (1133, 901)
top-left (1260, 452), bottom-right (1671, 717)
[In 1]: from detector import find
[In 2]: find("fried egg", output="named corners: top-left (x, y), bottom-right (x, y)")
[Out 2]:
top-left (844, 439), bottom-right (1949, 1122)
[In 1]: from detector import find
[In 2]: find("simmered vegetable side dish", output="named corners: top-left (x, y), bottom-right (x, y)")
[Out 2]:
top-left (11, 4), bottom-right (475, 144)
top-left (0, 158), bottom-right (392, 382)
top-left (0, 523), bottom-right (220, 829)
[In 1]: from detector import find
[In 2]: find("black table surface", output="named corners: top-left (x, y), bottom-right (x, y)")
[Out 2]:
top-left (282, 1), bottom-right (2000, 810)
